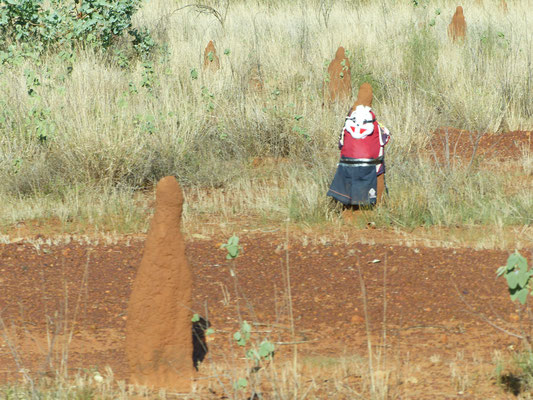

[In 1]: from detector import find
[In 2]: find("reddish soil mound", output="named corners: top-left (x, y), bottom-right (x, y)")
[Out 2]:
top-left (203, 40), bottom-right (220, 71)
top-left (500, 0), bottom-right (508, 12)
top-left (325, 46), bottom-right (352, 104)
top-left (248, 65), bottom-right (263, 91)
top-left (126, 176), bottom-right (193, 390)
top-left (351, 82), bottom-right (373, 110)
top-left (427, 128), bottom-right (532, 164)
top-left (448, 6), bottom-right (467, 42)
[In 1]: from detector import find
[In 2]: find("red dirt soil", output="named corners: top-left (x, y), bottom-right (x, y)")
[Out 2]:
top-left (0, 232), bottom-right (531, 398)
top-left (427, 128), bottom-right (532, 163)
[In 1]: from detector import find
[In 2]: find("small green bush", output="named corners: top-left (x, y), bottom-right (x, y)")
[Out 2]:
top-left (497, 252), bottom-right (531, 305)
top-left (0, 0), bottom-right (153, 60)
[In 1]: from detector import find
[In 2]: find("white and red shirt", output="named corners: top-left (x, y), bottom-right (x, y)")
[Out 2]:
top-left (338, 106), bottom-right (390, 175)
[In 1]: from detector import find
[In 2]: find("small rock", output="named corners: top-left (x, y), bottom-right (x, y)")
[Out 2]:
top-left (191, 233), bottom-right (210, 240)
top-left (509, 313), bottom-right (520, 322)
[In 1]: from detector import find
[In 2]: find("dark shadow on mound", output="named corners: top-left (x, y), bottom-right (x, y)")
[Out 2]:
top-left (500, 373), bottom-right (523, 396)
top-left (192, 316), bottom-right (210, 370)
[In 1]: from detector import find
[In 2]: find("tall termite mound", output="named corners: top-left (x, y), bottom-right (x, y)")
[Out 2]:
top-left (448, 6), bottom-right (467, 42)
top-left (349, 83), bottom-right (386, 204)
top-left (203, 40), bottom-right (220, 71)
top-left (325, 46), bottom-right (352, 104)
top-left (350, 82), bottom-right (373, 112)
top-left (126, 176), bottom-right (193, 391)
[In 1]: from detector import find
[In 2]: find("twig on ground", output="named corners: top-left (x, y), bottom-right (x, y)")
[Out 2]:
top-left (357, 260), bottom-right (375, 394)
top-left (0, 311), bottom-right (38, 399)
top-left (274, 339), bottom-right (319, 345)
top-left (452, 280), bottom-right (523, 340)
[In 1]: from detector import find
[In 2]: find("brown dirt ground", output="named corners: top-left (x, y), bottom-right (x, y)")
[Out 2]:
top-left (427, 129), bottom-right (532, 164)
top-left (1, 130), bottom-right (532, 398)
top-left (1, 232), bottom-right (532, 398)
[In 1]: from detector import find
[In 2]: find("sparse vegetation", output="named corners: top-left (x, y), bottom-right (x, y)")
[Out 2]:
top-left (0, 0), bottom-right (531, 232)
top-left (1, 2), bottom-right (533, 397)
top-left (494, 252), bottom-right (533, 397)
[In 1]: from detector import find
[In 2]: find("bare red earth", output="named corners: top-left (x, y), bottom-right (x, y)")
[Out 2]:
top-left (0, 232), bottom-right (531, 397)
top-left (427, 128), bottom-right (532, 163)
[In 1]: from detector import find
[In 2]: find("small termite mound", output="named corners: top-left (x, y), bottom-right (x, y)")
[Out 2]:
top-left (500, 0), bottom-right (508, 13)
top-left (350, 82), bottom-right (373, 112)
top-left (448, 6), bottom-right (467, 42)
top-left (203, 40), bottom-right (220, 71)
top-left (324, 46), bottom-right (352, 104)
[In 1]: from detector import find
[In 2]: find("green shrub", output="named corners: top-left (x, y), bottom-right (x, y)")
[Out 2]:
top-left (0, 0), bottom-right (153, 60)
top-left (497, 252), bottom-right (531, 305)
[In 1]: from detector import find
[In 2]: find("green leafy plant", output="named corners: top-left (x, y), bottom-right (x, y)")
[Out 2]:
top-left (293, 124), bottom-right (310, 142)
top-left (140, 61), bottom-right (155, 92)
top-left (495, 253), bottom-right (533, 395)
top-left (24, 68), bottom-right (40, 96)
top-left (233, 320), bottom-right (251, 346)
top-left (232, 321), bottom-right (275, 391)
top-left (411, 0), bottom-right (430, 8)
top-left (192, 313), bottom-right (214, 336)
top-left (128, 81), bottom-right (138, 94)
top-left (497, 252), bottom-right (531, 305)
top-left (221, 234), bottom-right (241, 259)
top-left (220, 234), bottom-right (275, 394)
top-left (29, 106), bottom-right (55, 143)
top-left (246, 340), bottom-right (275, 361)
top-left (233, 377), bottom-right (248, 390)
top-left (133, 113), bottom-right (156, 135)
top-left (130, 27), bottom-right (155, 60)
top-left (0, 0), bottom-right (154, 62)
top-left (201, 86), bottom-right (215, 112)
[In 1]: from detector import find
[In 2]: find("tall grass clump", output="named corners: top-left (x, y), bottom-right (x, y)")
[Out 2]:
top-left (376, 157), bottom-right (533, 228)
top-left (0, 0), bottom-right (532, 230)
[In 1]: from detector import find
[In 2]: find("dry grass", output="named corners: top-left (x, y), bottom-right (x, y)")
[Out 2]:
top-left (0, 0), bottom-right (532, 232)
top-left (0, 355), bottom-right (404, 399)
